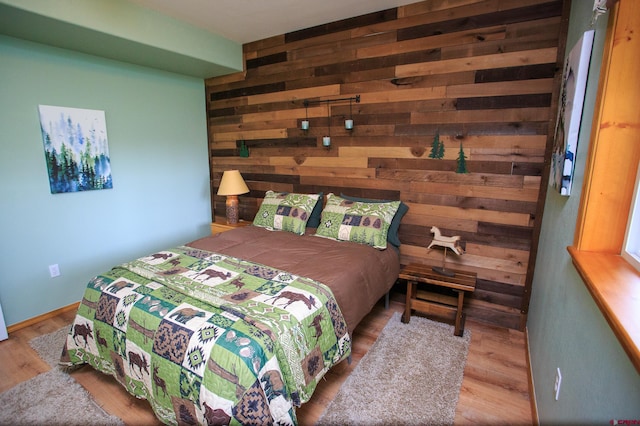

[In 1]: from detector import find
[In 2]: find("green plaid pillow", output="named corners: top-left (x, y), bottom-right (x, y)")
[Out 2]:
top-left (315, 193), bottom-right (400, 249)
top-left (252, 191), bottom-right (321, 235)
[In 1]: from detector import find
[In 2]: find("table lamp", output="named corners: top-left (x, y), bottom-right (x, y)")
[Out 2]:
top-left (217, 170), bottom-right (249, 224)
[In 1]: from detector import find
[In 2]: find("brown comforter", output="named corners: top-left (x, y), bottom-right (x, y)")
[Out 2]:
top-left (188, 225), bottom-right (400, 334)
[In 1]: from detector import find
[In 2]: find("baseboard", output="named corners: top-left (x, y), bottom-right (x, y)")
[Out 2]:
top-left (6, 302), bottom-right (79, 334)
top-left (525, 325), bottom-right (539, 425)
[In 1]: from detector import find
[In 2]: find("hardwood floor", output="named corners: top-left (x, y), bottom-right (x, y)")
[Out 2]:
top-left (0, 293), bottom-right (534, 425)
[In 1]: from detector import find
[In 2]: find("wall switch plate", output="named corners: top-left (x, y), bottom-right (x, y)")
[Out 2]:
top-left (49, 264), bottom-right (60, 278)
top-left (554, 367), bottom-right (562, 401)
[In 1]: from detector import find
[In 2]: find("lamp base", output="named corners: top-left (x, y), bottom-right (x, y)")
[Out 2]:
top-left (225, 195), bottom-right (239, 225)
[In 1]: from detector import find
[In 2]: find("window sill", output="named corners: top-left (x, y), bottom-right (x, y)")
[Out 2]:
top-left (567, 247), bottom-right (640, 373)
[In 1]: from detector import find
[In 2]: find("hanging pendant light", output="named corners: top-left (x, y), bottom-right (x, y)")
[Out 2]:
top-left (300, 95), bottom-right (360, 149)
top-left (323, 101), bottom-right (331, 148)
top-left (345, 97), bottom-right (354, 130)
top-left (301, 100), bottom-right (309, 131)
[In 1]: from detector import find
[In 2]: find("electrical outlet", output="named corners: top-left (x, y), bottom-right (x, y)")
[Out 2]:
top-left (48, 264), bottom-right (60, 278)
top-left (554, 367), bottom-right (562, 401)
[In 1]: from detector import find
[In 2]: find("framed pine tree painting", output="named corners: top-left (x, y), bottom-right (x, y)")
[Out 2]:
top-left (38, 105), bottom-right (113, 194)
top-left (550, 30), bottom-right (594, 196)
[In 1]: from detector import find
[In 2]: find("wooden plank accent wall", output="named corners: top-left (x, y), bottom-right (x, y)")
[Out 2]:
top-left (204, 0), bottom-right (568, 330)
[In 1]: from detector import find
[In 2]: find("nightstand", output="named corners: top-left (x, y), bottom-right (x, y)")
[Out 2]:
top-left (210, 217), bottom-right (251, 235)
top-left (399, 263), bottom-right (476, 336)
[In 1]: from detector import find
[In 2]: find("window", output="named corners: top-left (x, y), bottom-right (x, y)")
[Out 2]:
top-left (622, 166), bottom-right (640, 271)
top-left (568, 0), bottom-right (640, 373)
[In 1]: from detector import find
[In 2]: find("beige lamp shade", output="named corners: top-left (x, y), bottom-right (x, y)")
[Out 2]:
top-left (217, 170), bottom-right (249, 225)
top-left (217, 170), bottom-right (249, 196)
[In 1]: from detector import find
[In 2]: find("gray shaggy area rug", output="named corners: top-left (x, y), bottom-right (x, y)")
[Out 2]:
top-left (28, 326), bottom-right (70, 368)
top-left (318, 312), bottom-right (470, 426)
top-left (0, 326), bottom-right (123, 426)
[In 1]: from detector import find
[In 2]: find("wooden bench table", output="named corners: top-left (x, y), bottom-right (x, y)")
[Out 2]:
top-left (399, 263), bottom-right (476, 336)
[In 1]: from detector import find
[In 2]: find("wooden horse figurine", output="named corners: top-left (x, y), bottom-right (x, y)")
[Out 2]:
top-left (428, 226), bottom-right (464, 276)
top-left (428, 226), bottom-right (463, 255)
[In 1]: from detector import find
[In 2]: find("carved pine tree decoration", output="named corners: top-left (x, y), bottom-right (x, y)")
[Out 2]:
top-left (428, 130), bottom-right (445, 159)
top-left (456, 141), bottom-right (468, 173)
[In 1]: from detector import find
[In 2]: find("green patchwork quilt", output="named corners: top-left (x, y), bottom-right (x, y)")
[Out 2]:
top-left (61, 246), bottom-right (351, 425)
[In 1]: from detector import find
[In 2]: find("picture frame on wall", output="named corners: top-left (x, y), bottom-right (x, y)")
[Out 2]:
top-left (550, 30), bottom-right (595, 196)
top-left (0, 302), bottom-right (7, 341)
top-left (38, 105), bottom-right (113, 194)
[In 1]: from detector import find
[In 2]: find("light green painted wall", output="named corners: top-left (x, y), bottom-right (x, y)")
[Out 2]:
top-left (528, 2), bottom-right (640, 423)
top-left (0, 35), bottom-right (212, 326)
top-left (0, 0), bottom-right (243, 78)
top-left (0, 0), bottom-right (240, 65)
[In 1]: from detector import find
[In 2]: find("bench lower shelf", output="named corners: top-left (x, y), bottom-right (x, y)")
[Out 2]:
top-left (399, 263), bottom-right (476, 336)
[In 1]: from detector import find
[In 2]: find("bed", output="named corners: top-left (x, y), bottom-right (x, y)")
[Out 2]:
top-left (60, 192), bottom-right (405, 425)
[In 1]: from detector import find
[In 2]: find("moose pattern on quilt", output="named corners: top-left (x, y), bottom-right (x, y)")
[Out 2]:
top-left (61, 246), bottom-right (351, 425)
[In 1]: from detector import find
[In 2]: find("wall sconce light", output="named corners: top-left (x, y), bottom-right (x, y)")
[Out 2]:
top-left (217, 170), bottom-right (249, 225)
top-left (301, 95), bottom-right (360, 148)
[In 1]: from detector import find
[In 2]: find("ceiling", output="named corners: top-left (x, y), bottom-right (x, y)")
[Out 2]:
top-left (127, 0), bottom-right (418, 44)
